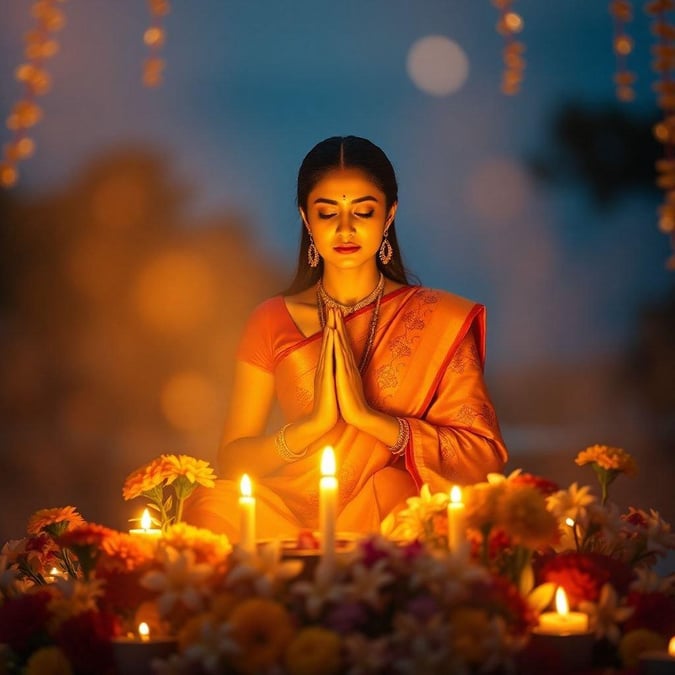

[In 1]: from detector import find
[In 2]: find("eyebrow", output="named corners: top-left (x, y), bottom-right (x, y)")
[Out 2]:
top-left (313, 195), bottom-right (379, 205)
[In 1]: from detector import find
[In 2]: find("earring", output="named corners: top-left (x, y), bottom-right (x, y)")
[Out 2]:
top-left (379, 231), bottom-right (393, 265)
top-left (307, 232), bottom-right (320, 268)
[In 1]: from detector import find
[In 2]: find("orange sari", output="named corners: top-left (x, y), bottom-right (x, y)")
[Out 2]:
top-left (184, 286), bottom-right (507, 539)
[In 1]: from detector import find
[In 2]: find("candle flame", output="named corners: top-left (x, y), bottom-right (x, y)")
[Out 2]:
top-left (321, 446), bottom-right (336, 476)
top-left (240, 474), bottom-right (252, 498)
top-left (140, 509), bottom-right (152, 530)
top-left (555, 587), bottom-right (570, 616)
top-left (138, 622), bottom-right (150, 641)
top-left (565, 517), bottom-right (575, 527)
top-left (49, 567), bottom-right (59, 576)
top-left (449, 485), bottom-right (462, 504)
top-left (669, 636), bottom-right (675, 656)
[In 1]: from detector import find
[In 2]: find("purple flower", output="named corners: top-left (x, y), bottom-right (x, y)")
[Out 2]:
top-left (406, 595), bottom-right (439, 622)
top-left (324, 601), bottom-right (369, 633)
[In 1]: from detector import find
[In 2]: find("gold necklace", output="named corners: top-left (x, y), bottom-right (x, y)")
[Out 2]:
top-left (316, 275), bottom-right (384, 373)
top-left (317, 273), bottom-right (384, 316)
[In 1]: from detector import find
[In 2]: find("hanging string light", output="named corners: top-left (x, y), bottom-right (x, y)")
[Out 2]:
top-left (646, 0), bottom-right (675, 269)
top-left (493, 0), bottom-right (526, 95)
top-left (610, 1), bottom-right (637, 101)
top-left (143, 0), bottom-right (170, 88)
top-left (0, 0), bottom-right (67, 189)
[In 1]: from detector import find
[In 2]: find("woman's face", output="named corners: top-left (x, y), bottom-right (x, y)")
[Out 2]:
top-left (301, 167), bottom-right (397, 271)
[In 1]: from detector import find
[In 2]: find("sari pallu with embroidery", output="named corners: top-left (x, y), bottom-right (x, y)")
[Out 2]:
top-left (184, 286), bottom-right (508, 540)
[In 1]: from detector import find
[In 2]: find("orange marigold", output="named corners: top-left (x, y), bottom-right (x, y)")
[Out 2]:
top-left (162, 522), bottom-right (231, 564)
top-left (162, 454), bottom-right (216, 488)
top-left (58, 523), bottom-right (116, 549)
top-left (575, 445), bottom-right (638, 476)
top-left (99, 531), bottom-right (156, 573)
top-left (27, 506), bottom-right (85, 536)
top-left (229, 598), bottom-right (295, 674)
top-left (122, 456), bottom-right (175, 500)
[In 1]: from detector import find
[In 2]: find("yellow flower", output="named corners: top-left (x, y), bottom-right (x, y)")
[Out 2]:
top-left (24, 646), bottom-right (73, 675)
top-left (464, 482), bottom-right (507, 532)
top-left (618, 629), bottom-right (667, 668)
top-left (284, 627), bottom-right (342, 675)
top-left (162, 522), bottom-right (231, 564)
top-left (122, 456), bottom-right (175, 500)
top-left (228, 598), bottom-right (295, 674)
top-left (162, 454), bottom-right (216, 488)
top-left (27, 507), bottom-right (84, 535)
top-left (449, 608), bottom-right (492, 666)
top-left (575, 445), bottom-right (637, 476)
top-left (497, 484), bottom-right (559, 549)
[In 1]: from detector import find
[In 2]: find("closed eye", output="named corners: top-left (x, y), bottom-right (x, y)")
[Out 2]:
top-left (318, 213), bottom-right (337, 220)
top-left (355, 210), bottom-right (374, 218)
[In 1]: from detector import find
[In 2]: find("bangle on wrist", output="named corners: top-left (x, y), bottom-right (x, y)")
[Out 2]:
top-left (275, 423), bottom-right (307, 462)
top-left (387, 417), bottom-right (410, 457)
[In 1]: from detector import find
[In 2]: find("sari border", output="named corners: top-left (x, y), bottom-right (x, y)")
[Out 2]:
top-left (274, 284), bottom-right (419, 369)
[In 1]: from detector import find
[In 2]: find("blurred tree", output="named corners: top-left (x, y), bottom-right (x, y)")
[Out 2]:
top-left (528, 101), bottom-right (660, 206)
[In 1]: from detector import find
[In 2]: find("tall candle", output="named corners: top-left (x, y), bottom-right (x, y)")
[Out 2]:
top-left (537, 587), bottom-right (589, 634)
top-left (447, 485), bottom-right (465, 551)
top-left (238, 474), bottom-right (256, 553)
top-left (319, 446), bottom-right (338, 568)
top-left (129, 509), bottom-right (162, 539)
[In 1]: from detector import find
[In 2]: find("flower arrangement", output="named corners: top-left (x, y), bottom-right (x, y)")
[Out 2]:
top-left (0, 446), bottom-right (673, 675)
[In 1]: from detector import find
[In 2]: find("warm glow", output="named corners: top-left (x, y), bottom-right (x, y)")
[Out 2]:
top-left (565, 517), bottom-right (575, 527)
top-left (138, 622), bottom-right (150, 642)
top-left (321, 446), bottom-right (336, 476)
top-left (504, 12), bottom-right (524, 32)
top-left (240, 473), bottom-right (252, 498)
top-left (50, 567), bottom-right (59, 576)
top-left (555, 587), bottom-right (570, 616)
top-left (140, 508), bottom-right (152, 530)
top-left (450, 485), bottom-right (462, 504)
top-left (669, 636), bottom-right (675, 656)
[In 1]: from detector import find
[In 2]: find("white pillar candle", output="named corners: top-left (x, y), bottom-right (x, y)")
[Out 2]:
top-left (319, 446), bottom-right (338, 569)
top-left (238, 474), bottom-right (256, 553)
top-left (447, 485), bottom-right (465, 551)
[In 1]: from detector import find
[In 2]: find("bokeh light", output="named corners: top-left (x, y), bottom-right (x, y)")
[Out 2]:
top-left (464, 157), bottom-right (532, 224)
top-left (133, 251), bottom-right (217, 335)
top-left (160, 370), bottom-right (218, 431)
top-left (406, 35), bottom-right (469, 97)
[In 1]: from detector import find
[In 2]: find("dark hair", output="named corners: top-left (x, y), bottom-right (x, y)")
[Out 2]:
top-left (284, 136), bottom-right (414, 295)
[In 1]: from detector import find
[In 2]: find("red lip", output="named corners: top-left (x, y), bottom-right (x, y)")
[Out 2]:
top-left (334, 246), bottom-right (360, 254)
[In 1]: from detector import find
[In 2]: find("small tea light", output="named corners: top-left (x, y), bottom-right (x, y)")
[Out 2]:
top-left (531, 587), bottom-right (594, 673)
top-left (537, 587), bottom-right (589, 635)
top-left (640, 636), bottom-right (675, 675)
top-left (112, 622), bottom-right (177, 675)
top-left (129, 509), bottom-right (162, 539)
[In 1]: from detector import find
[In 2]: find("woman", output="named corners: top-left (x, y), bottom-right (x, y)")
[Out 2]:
top-left (185, 136), bottom-right (508, 540)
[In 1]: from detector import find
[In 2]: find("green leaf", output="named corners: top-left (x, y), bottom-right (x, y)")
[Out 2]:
top-left (146, 503), bottom-right (161, 513)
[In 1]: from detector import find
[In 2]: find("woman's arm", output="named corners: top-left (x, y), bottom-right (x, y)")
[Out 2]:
top-left (218, 324), bottom-right (339, 479)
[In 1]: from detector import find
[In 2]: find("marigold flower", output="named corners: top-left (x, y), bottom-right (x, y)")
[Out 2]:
top-left (24, 646), bottom-right (73, 675)
top-left (98, 531), bottom-right (156, 573)
top-left (464, 482), bottom-right (507, 532)
top-left (284, 626), bottom-right (342, 675)
top-left (27, 507), bottom-right (85, 536)
top-left (618, 629), bottom-right (667, 668)
top-left (497, 485), bottom-right (559, 549)
top-left (162, 454), bottom-right (217, 488)
top-left (122, 456), bottom-right (175, 500)
top-left (228, 598), bottom-right (295, 674)
top-left (575, 444), bottom-right (637, 476)
top-left (162, 522), bottom-right (231, 565)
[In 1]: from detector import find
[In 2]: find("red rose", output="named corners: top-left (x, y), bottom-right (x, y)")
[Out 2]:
top-left (511, 473), bottom-right (560, 497)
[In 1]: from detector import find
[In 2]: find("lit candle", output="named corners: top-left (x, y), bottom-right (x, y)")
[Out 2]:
top-left (319, 446), bottom-right (338, 568)
top-left (129, 509), bottom-right (162, 539)
top-left (640, 635), bottom-right (675, 675)
top-left (238, 474), bottom-right (256, 553)
top-left (447, 485), bottom-right (465, 551)
top-left (531, 587), bottom-right (594, 673)
top-left (112, 622), bottom-right (177, 675)
top-left (537, 587), bottom-right (589, 634)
